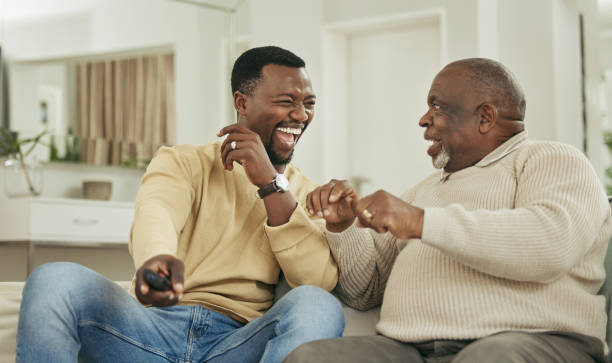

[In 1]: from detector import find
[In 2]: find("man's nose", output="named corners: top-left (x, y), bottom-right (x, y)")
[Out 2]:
top-left (419, 109), bottom-right (432, 128)
top-left (290, 104), bottom-right (309, 122)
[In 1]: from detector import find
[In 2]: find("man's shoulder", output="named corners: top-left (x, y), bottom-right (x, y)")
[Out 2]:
top-left (284, 163), bottom-right (319, 201)
top-left (517, 139), bottom-right (587, 162)
top-left (284, 163), bottom-right (308, 181)
top-left (159, 142), bottom-right (220, 164)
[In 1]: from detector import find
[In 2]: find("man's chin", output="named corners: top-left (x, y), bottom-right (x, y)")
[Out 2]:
top-left (267, 148), bottom-right (294, 166)
top-left (432, 150), bottom-right (450, 170)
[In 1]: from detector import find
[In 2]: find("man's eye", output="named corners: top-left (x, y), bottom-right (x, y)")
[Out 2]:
top-left (432, 104), bottom-right (441, 111)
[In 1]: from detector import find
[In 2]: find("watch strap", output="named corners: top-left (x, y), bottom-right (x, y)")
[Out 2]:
top-left (257, 181), bottom-right (280, 199)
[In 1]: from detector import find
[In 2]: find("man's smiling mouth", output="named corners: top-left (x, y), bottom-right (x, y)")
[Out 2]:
top-left (276, 127), bottom-right (302, 135)
top-left (425, 137), bottom-right (442, 156)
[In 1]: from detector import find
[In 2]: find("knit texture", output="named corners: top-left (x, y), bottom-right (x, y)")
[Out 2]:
top-left (130, 142), bottom-right (337, 322)
top-left (327, 131), bottom-right (611, 351)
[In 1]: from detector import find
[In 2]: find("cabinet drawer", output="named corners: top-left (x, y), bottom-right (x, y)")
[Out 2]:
top-left (29, 202), bottom-right (134, 243)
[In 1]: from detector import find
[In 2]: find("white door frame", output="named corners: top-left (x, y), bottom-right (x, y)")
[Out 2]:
top-left (320, 8), bottom-right (448, 183)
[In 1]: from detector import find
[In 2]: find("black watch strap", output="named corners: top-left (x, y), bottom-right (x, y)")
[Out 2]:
top-left (257, 182), bottom-right (280, 199)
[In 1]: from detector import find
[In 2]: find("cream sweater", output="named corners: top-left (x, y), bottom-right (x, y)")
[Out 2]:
top-left (129, 142), bottom-right (337, 323)
top-left (327, 131), bottom-right (611, 350)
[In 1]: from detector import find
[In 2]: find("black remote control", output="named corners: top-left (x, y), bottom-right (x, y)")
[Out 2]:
top-left (143, 269), bottom-right (172, 291)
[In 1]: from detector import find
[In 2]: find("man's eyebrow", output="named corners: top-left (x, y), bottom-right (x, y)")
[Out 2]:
top-left (274, 93), bottom-right (316, 99)
top-left (275, 93), bottom-right (296, 99)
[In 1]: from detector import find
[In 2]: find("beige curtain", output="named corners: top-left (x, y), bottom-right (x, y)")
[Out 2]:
top-left (76, 53), bottom-right (175, 166)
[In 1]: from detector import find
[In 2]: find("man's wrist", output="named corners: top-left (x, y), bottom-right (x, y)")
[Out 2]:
top-left (255, 172), bottom-right (278, 189)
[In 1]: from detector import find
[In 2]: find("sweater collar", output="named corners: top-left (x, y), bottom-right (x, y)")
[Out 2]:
top-left (439, 130), bottom-right (528, 180)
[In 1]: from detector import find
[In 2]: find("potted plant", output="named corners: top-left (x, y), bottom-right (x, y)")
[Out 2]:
top-left (0, 128), bottom-right (48, 197)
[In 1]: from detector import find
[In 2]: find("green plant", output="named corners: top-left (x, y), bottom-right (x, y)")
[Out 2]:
top-left (604, 130), bottom-right (612, 195)
top-left (0, 128), bottom-right (49, 195)
top-left (120, 156), bottom-right (151, 169)
top-left (49, 126), bottom-right (80, 163)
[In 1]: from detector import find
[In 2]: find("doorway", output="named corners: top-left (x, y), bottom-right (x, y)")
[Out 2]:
top-left (322, 11), bottom-right (445, 196)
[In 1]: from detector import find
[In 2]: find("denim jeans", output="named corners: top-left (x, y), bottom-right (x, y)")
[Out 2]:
top-left (17, 262), bottom-right (344, 363)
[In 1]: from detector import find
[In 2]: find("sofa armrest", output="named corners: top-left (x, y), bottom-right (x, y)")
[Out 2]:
top-left (0, 282), bottom-right (26, 363)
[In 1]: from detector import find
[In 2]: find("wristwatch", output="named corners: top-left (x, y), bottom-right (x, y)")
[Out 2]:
top-left (257, 174), bottom-right (289, 198)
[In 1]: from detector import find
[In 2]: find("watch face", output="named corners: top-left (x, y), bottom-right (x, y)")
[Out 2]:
top-left (275, 174), bottom-right (289, 191)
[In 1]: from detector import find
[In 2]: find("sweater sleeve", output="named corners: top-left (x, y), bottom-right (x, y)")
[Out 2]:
top-left (421, 143), bottom-right (611, 283)
top-left (263, 169), bottom-right (338, 292)
top-left (265, 206), bottom-right (338, 291)
top-left (326, 223), bottom-right (400, 311)
top-left (129, 146), bottom-right (197, 269)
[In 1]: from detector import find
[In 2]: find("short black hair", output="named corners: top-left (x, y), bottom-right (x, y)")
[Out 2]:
top-left (448, 58), bottom-right (526, 121)
top-left (231, 46), bottom-right (306, 96)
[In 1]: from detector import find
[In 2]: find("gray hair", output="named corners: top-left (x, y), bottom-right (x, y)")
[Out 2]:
top-left (447, 58), bottom-right (526, 121)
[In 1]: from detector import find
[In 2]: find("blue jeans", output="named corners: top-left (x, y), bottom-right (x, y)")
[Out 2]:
top-left (17, 262), bottom-right (344, 363)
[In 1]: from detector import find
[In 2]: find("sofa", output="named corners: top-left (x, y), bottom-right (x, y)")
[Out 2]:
top-left (2, 226), bottom-right (611, 362)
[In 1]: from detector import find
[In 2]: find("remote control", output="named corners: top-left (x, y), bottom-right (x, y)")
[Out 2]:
top-left (143, 269), bottom-right (172, 291)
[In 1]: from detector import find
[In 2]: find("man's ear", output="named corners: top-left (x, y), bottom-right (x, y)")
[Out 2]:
top-left (233, 91), bottom-right (248, 117)
top-left (477, 103), bottom-right (498, 134)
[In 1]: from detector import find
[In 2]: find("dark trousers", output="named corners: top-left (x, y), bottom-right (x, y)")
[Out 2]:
top-left (284, 330), bottom-right (606, 363)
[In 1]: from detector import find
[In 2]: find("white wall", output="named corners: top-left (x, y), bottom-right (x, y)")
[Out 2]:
top-left (3, 0), bottom-right (228, 146)
top-left (323, 0), bottom-right (478, 61)
top-left (494, 0), bottom-right (604, 179)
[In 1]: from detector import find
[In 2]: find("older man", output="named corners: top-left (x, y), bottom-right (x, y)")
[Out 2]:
top-left (286, 58), bottom-right (610, 363)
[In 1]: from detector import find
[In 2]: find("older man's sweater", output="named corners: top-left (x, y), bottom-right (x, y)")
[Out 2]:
top-left (327, 131), bottom-right (611, 351)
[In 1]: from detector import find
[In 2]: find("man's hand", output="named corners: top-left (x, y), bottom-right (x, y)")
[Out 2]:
top-left (307, 179), bottom-right (359, 233)
top-left (218, 125), bottom-right (277, 188)
top-left (353, 190), bottom-right (424, 240)
top-left (135, 254), bottom-right (184, 307)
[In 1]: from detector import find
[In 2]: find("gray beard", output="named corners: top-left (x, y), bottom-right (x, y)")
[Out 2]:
top-left (432, 144), bottom-right (450, 169)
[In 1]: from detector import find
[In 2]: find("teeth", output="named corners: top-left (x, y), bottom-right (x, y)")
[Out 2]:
top-left (277, 127), bottom-right (302, 135)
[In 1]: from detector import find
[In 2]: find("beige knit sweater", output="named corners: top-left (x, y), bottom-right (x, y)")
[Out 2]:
top-left (327, 131), bottom-right (611, 350)
top-left (130, 142), bottom-right (337, 323)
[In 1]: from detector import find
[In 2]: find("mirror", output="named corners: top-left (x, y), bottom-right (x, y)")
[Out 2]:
top-left (0, 0), bottom-right (247, 166)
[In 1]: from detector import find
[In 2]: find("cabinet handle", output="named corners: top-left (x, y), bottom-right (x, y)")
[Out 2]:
top-left (72, 218), bottom-right (99, 226)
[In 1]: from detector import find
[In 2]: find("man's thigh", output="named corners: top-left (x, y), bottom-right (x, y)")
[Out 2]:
top-left (19, 262), bottom-right (195, 363)
top-left (453, 331), bottom-right (606, 363)
top-left (284, 335), bottom-right (425, 363)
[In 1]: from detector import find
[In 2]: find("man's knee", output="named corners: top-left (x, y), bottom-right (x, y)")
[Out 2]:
top-left (286, 336), bottom-right (421, 363)
top-left (23, 262), bottom-right (99, 306)
top-left (279, 285), bottom-right (344, 338)
top-left (453, 332), bottom-right (541, 363)
top-left (288, 339), bottom-right (339, 363)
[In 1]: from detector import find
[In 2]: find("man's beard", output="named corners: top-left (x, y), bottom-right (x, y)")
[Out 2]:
top-left (266, 139), bottom-right (294, 166)
top-left (432, 143), bottom-right (450, 169)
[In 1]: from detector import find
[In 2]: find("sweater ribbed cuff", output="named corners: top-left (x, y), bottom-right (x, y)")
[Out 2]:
top-left (265, 206), bottom-right (321, 252)
top-left (326, 222), bottom-right (372, 266)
